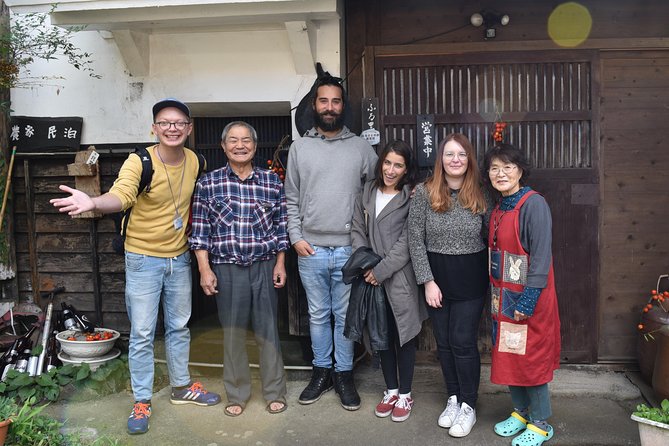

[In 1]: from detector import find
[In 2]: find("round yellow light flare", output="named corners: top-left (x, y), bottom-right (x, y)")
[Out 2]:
top-left (547, 2), bottom-right (592, 48)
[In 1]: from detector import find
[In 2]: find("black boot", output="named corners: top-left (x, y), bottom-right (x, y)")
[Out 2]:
top-left (298, 366), bottom-right (333, 405)
top-left (333, 371), bottom-right (361, 411)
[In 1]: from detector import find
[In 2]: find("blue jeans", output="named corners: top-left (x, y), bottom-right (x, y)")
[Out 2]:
top-left (298, 245), bottom-right (353, 372)
top-left (509, 384), bottom-right (552, 421)
top-left (125, 251), bottom-right (192, 401)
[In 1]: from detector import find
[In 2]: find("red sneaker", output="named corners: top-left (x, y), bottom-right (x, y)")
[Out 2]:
top-left (374, 391), bottom-right (399, 418)
top-left (391, 396), bottom-right (414, 422)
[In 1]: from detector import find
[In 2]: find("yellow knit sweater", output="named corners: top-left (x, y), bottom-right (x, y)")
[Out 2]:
top-left (109, 145), bottom-right (201, 257)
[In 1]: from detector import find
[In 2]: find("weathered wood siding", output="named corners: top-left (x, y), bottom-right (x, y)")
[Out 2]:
top-left (13, 153), bottom-right (129, 331)
top-left (598, 50), bottom-right (669, 361)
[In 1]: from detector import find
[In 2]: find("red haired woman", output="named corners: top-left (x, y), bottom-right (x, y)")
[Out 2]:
top-left (408, 133), bottom-right (490, 438)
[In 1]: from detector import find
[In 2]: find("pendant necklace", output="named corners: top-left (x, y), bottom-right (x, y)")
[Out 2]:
top-left (492, 209), bottom-right (507, 249)
top-left (156, 147), bottom-right (186, 231)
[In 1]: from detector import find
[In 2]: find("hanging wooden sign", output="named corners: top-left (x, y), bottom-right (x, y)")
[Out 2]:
top-left (9, 116), bottom-right (83, 152)
top-left (360, 98), bottom-right (380, 146)
top-left (416, 114), bottom-right (435, 167)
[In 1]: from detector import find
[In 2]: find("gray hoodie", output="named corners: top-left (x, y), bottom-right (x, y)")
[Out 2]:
top-left (285, 126), bottom-right (378, 247)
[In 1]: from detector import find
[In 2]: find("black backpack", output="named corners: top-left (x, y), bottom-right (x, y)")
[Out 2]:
top-left (111, 147), bottom-right (206, 254)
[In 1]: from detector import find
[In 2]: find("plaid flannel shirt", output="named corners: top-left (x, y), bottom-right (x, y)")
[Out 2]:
top-left (189, 165), bottom-right (289, 266)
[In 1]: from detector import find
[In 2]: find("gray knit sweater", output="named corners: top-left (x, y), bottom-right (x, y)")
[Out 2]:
top-left (285, 126), bottom-right (378, 247)
top-left (408, 183), bottom-right (491, 285)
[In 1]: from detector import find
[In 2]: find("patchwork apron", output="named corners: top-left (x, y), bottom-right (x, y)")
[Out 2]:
top-left (489, 191), bottom-right (561, 386)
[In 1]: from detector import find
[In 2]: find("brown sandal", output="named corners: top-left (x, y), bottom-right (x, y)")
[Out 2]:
top-left (224, 403), bottom-right (245, 417)
top-left (266, 400), bottom-right (287, 414)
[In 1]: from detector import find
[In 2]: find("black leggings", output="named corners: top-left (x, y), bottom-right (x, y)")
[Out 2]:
top-left (378, 297), bottom-right (417, 394)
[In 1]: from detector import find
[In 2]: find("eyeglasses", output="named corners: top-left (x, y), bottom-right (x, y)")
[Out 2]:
top-left (154, 121), bottom-right (191, 130)
top-left (444, 152), bottom-right (468, 161)
top-left (488, 165), bottom-right (518, 176)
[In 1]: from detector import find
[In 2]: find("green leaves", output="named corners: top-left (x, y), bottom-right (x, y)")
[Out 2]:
top-left (56, 373), bottom-right (73, 386)
top-left (6, 371), bottom-right (33, 391)
top-left (633, 399), bottom-right (669, 424)
top-left (35, 373), bottom-right (55, 387)
top-left (17, 385), bottom-right (35, 401)
top-left (0, 395), bottom-right (18, 419)
top-left (2, 392), bottom-right (121, 445)
top-left (0, 4), bottom-right (102, 93)
top-left (75, 363), bottom-right (91, 381)
top-left (0, 356), bottom-right (130, 404)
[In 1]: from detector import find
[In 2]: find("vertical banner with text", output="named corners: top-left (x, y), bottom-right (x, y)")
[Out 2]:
top-left (360, 98), bottom-right (380, 147)
top-left (416, 114), bottom-right (435, 168)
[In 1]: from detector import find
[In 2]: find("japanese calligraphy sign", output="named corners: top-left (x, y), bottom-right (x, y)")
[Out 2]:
top-left (10, 116), bottom-right (83, 152)
top-left (360, 98), bottom-right (380, 146)
top-left (416, 114), bottom-right (435, 168)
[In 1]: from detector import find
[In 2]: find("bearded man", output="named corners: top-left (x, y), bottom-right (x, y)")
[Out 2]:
top-left (285, 77), bottom-right (378, 411)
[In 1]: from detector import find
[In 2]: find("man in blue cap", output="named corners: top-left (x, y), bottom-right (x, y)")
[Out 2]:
top-left (51, 98), bottom-right (221, 435)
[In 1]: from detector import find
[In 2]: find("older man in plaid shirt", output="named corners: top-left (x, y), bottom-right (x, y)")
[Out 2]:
top-left (190, 121), bottom-right (289, 416)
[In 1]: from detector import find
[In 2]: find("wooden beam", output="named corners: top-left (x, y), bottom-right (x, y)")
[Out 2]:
top-left (111, 29), bottom-right (150, 77)
top-left (371, 37), bottom-right (669, 57)
top-left (23, 160), bottom-right (40, 305)
top-left (89, 219), bottom-right (103, 326)
top-left (362, 46), bottom-right (376, 99)
top-left (285, 21), bottom-right (316, 75)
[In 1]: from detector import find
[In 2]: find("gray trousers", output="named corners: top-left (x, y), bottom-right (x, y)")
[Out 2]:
top-left (213, 260), bottom-right (287, 405)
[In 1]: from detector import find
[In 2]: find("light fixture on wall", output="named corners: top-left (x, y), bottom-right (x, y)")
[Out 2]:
top-left (470, 11), bottom-right (510, 39)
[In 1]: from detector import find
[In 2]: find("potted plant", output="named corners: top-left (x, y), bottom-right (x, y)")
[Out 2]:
top-left (631, 399), bottom-right (669, 446)
top-left (0, 396), bottom-right (18, 446)
top-left (637, 275), bottom-right (669, 395)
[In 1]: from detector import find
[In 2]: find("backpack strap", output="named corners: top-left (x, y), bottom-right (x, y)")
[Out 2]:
top-left (119, 147), bottom-right (154, 237)
top-left (195, 152), bottom-right (206, 179)
top-left (135, 146), bottom-right (154, 194)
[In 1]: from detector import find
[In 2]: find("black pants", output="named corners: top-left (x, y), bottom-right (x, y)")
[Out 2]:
top-left (378, 297), bottom-right (417, 394)
top-left (428, 296), bottom-right (485, 408)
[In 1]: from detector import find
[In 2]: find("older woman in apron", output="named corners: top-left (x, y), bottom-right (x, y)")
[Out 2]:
top-left (484, 143), bottom-right (561, 446)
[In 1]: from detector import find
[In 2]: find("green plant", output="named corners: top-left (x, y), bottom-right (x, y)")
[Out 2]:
top-left (0, 355), bottom-right (130, 403)
top-left (633, 399), bottom-right (669, 425)
top-left (6, 399), bottom-right (58, 445)
top-left (6, 398), bottom-right (120, 446)
top-left (0, 395), bottom-right (18, 420)
top-left (0, 5), bottom-right (101, 91)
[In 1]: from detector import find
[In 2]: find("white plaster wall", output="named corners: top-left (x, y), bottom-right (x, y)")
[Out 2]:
top-left (9, 19), bottom-right (342, 143)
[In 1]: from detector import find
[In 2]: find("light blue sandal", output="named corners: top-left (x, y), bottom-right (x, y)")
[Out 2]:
top-left (494, 411), bottom-right (528, 437)
top-left (512, 423), bottom-right (554, 446)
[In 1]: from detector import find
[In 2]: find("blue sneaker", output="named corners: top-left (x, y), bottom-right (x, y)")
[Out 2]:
top-left (170, 381), bottom-right (221, 406)
top-left (127, 401), bottom-right (151, 435)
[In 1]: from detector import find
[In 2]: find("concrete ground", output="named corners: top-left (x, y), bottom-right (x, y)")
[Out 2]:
top-left (46, 359), bottom-right (647, 446)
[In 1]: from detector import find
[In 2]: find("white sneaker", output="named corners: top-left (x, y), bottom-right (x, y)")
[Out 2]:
top-left (437, 395), bottom-right (460, 428)
top-left (448, 402), bottom-right (476, 437)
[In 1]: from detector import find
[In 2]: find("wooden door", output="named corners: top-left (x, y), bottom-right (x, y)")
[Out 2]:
top-left (369, 49), bottom-right (600, 362)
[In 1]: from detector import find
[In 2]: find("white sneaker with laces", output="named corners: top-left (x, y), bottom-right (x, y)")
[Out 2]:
top-left (438, 395), bottom-right (460, 428)
top-left (448, 402), bottom-right (476, 437)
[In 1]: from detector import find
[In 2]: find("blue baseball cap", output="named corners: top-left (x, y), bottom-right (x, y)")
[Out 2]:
top-left (152, 98), bottom-right (191, 120)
